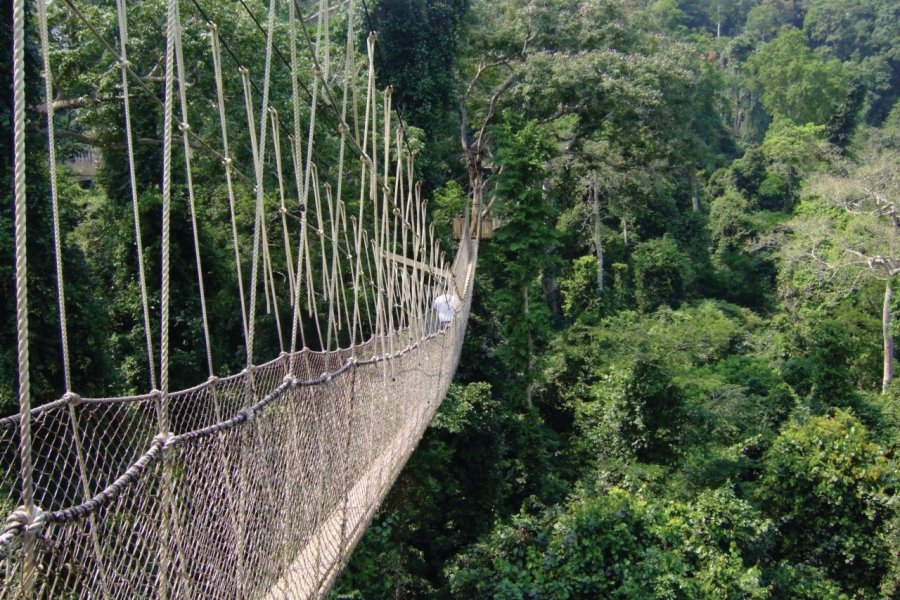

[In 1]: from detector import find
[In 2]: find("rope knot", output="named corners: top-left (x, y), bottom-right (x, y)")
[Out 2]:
top-left (239, 66), bottom-right (249, 75)
top-left (207, 375), bottom-right (220, 387)
top-left (207, 22), bottom-right (218, 32)
top-left (152, 432), bottom-right (173, 448)
top-left (338, 123), bottom-right (349, 136)
top-left (117, 57), bottom-right (130, 68)
top-left (268, 106), bottom-right (277, 116)
top-left (222, 156), bottom-right (233, 166)
top-left (63, 391), bottom-right (82, 406)
top-left (278, 206), bottom-right (288, 215)
top-left (313, 66), bottom-right (322, 79)
top-left (1, 507), bottom-right (31, 538)
top-left (282, 374), bottom-right (298, 386)
top-left (178, 122), bottom-right (190, 133)
top-left (1, 505), bottom-right (45, 543)
top-left (385, 85), bottom-right (394, 97)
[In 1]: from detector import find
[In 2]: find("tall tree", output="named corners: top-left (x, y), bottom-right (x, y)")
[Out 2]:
top-left (746, 27), bottom-right (849, 127)
top-left (780, 142), bottom-right (899, 392)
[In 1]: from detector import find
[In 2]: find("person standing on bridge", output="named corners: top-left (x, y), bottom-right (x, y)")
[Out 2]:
top-left (433, 288), bottom-right (461, 331)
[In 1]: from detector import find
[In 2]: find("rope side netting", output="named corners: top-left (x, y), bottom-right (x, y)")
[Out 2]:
top-left (0, 0), bottom-right (479, 597)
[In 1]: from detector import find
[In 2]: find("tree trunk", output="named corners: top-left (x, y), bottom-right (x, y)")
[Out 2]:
top-left (883, 278), bottom-right (894, 394)
top-left (591, 178), bottom-right (604, 292)
top-left (524, 284), bottom-right (534, 409)
top-left (691, 176), bottom-right (700, 212)
top-left (543, 272), bottom-right (564, 326)
top-left (716, 1), bottom-right (721, 37)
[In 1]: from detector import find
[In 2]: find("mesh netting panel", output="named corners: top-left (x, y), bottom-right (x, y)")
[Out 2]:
top-left (0, 242), bottom-right (476, 599)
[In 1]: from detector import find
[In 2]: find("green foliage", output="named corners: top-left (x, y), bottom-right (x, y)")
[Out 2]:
top-left (5, 1), bottom-right (899, 596)
top-left (448, 486), bottom-right (773, 599)
top-left (559, 255), bottom-right (601, 319)
top-left (747, 28), bottom-right (849, 127)
top-left (580, 357), bottom-right (686, 464)
top-left (431, 180), bottom-right (468, 240)
top-left (709, 189), bottom-right (752, 253)
top-left (631, 236), bottom-right (694, 312)
top-left (371, 0), bottom-right (468, 131)
top-left (484, 116), bottom-right (558, 388)
top-left (758, 411), bottom-right (894, 595)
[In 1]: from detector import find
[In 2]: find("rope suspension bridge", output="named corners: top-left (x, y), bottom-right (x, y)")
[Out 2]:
top-left (1, 0), bottom-right (478, 597)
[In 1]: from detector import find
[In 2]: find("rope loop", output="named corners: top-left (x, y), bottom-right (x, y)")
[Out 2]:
top-left (207, 21), bottom-right (217, 32)
top-left (153, 432), bottom-right (174, 449)
top-left (1, 507), bottom-right (31, 539)
top-left (0, 504), bottom-right (45, 549)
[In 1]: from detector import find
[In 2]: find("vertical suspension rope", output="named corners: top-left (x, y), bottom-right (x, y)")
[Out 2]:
top-left (288, 134), bottom-right (309, 358)
top-left (209, 23), bottom-right (250, 350)
top-left (296, 0), bottom-right (327, 352)
top-left (116, 0), bottom-right (158, 390)
top-left (287, 0), bottom-right (309, 364)
top-left (173, 0), bottom-right (215, 377)
top-left (269, 108), bottom-right (297, 308)
top-left (158, 0), bottom-right (178, 596)
top-left (11, 0), bottom-right (37, 594)
top-left (36, 0), bottom-right (71, 394)
top-left (36, 6), bottom-right (113, 593)
top-left (241, 67), bottom-right (265, 367)
top-left (246, 0), bottom-right (279, 367)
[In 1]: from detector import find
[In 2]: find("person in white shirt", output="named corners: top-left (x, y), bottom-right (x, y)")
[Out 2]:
top-left (432, 289), bottom-right (460, 331)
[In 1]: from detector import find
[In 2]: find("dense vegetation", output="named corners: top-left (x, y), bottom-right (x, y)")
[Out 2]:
top-left (331, 0), bottom-right (900, 597)
top-left (1, 0), bottom-right (898, 597)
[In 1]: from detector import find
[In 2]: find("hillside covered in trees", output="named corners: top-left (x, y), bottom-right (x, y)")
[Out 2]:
top-left (1, 0), bottom-right (898, 598)
top-left (331, 0), bottom-right (899, 597)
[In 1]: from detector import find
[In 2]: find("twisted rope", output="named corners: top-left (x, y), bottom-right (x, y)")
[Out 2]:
top-left (173, 0), bottom-right (215, 377)
top-left (116, 0), bottom-right (158, 390)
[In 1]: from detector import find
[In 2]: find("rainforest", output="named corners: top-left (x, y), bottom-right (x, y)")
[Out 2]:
top-left (1, 0), bottom-right (898, 598)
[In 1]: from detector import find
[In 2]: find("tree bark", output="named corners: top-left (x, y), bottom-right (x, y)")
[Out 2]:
top-left (716, 1), bottom-right (721, 37)
top-left (591, 177), bottom-right (604, 292)
top-left (524, 284), bottom-right (534, 409)
top-left (883, 278), bottom-right (894, 394)
top-left (691, 176), bottom-right (700, 212)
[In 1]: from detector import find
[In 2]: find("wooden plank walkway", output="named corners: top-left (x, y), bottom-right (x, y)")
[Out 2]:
top-left (263, 410), bottom-right (425, 599)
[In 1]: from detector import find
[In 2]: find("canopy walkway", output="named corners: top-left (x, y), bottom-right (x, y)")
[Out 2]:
top-left (1, 0), bottom-right (478, 597)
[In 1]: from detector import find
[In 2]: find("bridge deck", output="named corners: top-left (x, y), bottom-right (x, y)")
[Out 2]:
top-left (264, 393), bottom-right (426, 599)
